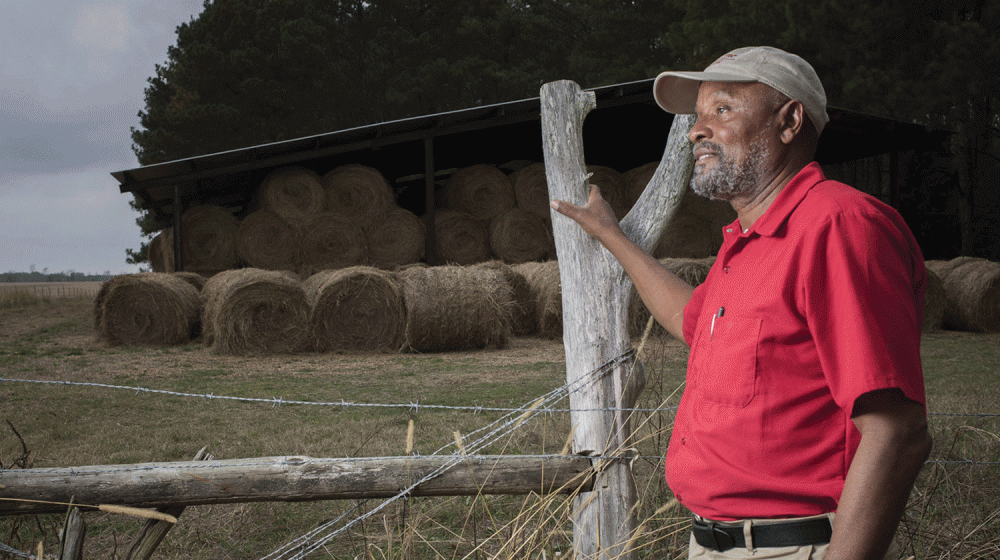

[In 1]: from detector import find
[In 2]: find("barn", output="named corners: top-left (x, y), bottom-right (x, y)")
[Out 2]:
top-left (112, 77), bottom-right (948, 274)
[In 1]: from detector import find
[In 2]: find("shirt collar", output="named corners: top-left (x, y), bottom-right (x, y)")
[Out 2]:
top-left (745, 161), bottom-right (826, 237)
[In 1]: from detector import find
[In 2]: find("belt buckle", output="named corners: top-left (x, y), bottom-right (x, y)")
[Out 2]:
top-left (703, 521), bottom-right (736, 552)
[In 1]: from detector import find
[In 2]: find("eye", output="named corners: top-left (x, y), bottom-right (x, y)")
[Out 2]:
top-left (716, 105), bottom-right (729, 115)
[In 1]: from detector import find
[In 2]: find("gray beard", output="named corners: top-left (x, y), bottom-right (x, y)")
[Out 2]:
top-left (690, 140), bottom-right (769, 201)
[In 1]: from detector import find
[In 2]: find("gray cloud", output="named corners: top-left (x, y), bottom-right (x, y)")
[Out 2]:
top-left (1, 136), bottom-right (64, 163)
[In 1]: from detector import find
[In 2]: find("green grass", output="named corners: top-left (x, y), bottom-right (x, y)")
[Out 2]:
top-left (0, 297), bottom-right (998, 559)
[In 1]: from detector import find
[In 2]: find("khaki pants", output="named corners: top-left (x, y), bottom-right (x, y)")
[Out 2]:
top-left (687, 513), bottom-right (902, 559)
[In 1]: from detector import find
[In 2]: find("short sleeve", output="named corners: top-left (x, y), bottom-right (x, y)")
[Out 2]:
top-left (800, 201), bottom-right (927, 412)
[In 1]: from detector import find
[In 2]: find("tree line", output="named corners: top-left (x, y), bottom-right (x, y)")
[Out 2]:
top-left (128, 0), bottom-right (1000, 262)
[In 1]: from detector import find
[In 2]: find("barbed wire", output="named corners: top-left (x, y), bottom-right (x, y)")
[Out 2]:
top-left (0, 374), bottom-right (677, 414)
top-left (5, 377), bottom-right (1000, 419)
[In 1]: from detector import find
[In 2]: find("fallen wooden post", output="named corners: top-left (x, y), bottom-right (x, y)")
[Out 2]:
top-left (0, 455), bottom-right (594, 516)
top-left (540, 79), bottom-right (694, 560)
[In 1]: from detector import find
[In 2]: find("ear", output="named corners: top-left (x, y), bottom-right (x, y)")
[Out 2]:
top-left (777, 99), bottom-right (806, 145)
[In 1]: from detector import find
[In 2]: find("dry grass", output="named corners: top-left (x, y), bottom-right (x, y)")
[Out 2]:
top-left (1, 297), bottom-right (998, 559)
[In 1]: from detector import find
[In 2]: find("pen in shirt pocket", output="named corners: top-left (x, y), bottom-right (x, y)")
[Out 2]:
top-left (710, 306), bottom-right (724, 340)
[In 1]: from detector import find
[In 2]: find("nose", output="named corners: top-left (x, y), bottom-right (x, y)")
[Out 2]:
top-left (688, 115), bottom-right (710, 144)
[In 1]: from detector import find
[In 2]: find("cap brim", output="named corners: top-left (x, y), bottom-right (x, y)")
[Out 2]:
top-left (653, 70), bottom-right (758, 114)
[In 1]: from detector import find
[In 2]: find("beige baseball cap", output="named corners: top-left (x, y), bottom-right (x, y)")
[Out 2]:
top-left (653, 46), bottom-right (829, 135)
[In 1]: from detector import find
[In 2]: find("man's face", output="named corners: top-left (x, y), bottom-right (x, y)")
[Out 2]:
top-left (688, 81), bottom-right (782, 201)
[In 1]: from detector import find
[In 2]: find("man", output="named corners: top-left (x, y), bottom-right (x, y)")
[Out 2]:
top-left (550, 46), bottom-right (932, 560)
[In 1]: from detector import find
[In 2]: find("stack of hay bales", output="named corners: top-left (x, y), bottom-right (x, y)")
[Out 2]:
top-left (94, 273), bottom-right (201, 346)
top-left (438, 164), bottom-right (514, 265)
top-left (304, 266), bottom-right (406, 352)
top-left (237, 164), bottom-right (426, 275)
top-left (398, 264), bottom-right (514, 352)
top-left (926, 257), bottom-right (1000, 332)
top-left (201, 268), bottom-right (311, 355)
top-left (321, 164), bottom-right (425, 270)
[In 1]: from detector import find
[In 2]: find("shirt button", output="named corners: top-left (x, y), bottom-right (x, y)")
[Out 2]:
top-left (726, 228), bottom-right (733, 233)
top-left (723, 266), bottom-right (730, 273)
top-left (681, 437), bottom-right (686, 445)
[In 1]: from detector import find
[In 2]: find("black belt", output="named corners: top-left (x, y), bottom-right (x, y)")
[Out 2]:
top-left (692, 516), bottom-right (833, 552)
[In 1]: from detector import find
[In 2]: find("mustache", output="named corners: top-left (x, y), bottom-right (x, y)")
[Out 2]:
top-left (693, 142), bottom-right (724, 157)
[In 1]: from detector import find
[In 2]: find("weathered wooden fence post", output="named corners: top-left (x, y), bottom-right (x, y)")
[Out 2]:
top-left (541, 80), bottom-right (694, 560)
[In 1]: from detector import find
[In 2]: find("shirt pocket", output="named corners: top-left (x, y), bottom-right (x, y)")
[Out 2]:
top-left (697, 314), bottom-right (762, 408)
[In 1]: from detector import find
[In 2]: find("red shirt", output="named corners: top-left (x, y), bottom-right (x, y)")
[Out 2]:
top-left (666, 162), bottom-right (927, 521)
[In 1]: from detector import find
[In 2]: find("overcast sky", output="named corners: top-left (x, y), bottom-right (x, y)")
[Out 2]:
top-left (1, 0), bottom-right (205, 275)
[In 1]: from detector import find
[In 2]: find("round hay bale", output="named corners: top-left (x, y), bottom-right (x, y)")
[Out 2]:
top-left (366, 207), bottom-right (426, 269)
top-left (925, 257), bottom-right (978, 281)
top-left (304, 267), bottom-right (406, 352)
top-left (623, 161), bottom-right (659, 210)
top-left (300, 212), bottom-right (368, 275)
top-left (322, 164), bottom-right (396, 223)
top-left (586, 165), bottom-right (627, 219)
top-left (489, 208), bottom-right (554, 264)
top-left (445, 164), bottom-right (517, 223)
top-left (511, 162), bottom-right (551, 223)
top-left (654, 213), bottom-right (723, 258)
top-left (923, 267), bottom-right (946, 332)
top-left (435, 210), bottom-right (491, 265)
top-left (237, 209), bottom-right (302, 271)
top-left (180, 205), bottom-right (240, 272)
top-left (659, 257), bottom-right (713, 287)
top-left (512, 260), bottom-right (562, 339)
top-left (95, 273), bottom-right (201, 346)
top-left (258, 166), bottom-right (325, 222)
top-left (398, 264), bottom-right (513, 352)
top-left (172, 271), bottom-right (207, 292)
top-left (148, 228), bottom-right (175, 273)
top-left (201, 268), bottom-right (311, 355)
top-left (933, 257), bottom-right (1000, 332)
top-left (479, 260), bottom-right (535, 336)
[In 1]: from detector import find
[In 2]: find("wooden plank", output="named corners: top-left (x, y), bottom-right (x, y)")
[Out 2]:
top-left (0, 455), bottom-right (594, 516)
top-left (540, 79), bottom-right (693, 560)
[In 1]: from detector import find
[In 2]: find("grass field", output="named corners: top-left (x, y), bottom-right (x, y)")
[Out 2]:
top-left (1, 292), bottom-right (998, 559)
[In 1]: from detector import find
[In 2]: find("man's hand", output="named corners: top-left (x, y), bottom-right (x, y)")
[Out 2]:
top-left (550, 184), bottom-right (624, 244)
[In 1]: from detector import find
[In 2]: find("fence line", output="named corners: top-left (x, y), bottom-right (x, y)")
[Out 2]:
top-left (3, 356), bottom-right (999, 560)
top-left (0, 283), bottom-right (101, 299)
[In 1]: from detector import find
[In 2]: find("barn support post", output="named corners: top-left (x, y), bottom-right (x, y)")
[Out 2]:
top-left (540, 80), bottom-right (694, 560)
top-left (423, 136), bottom-right (439, 265)
top-left (172, 183), bottom-right (183, 272)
